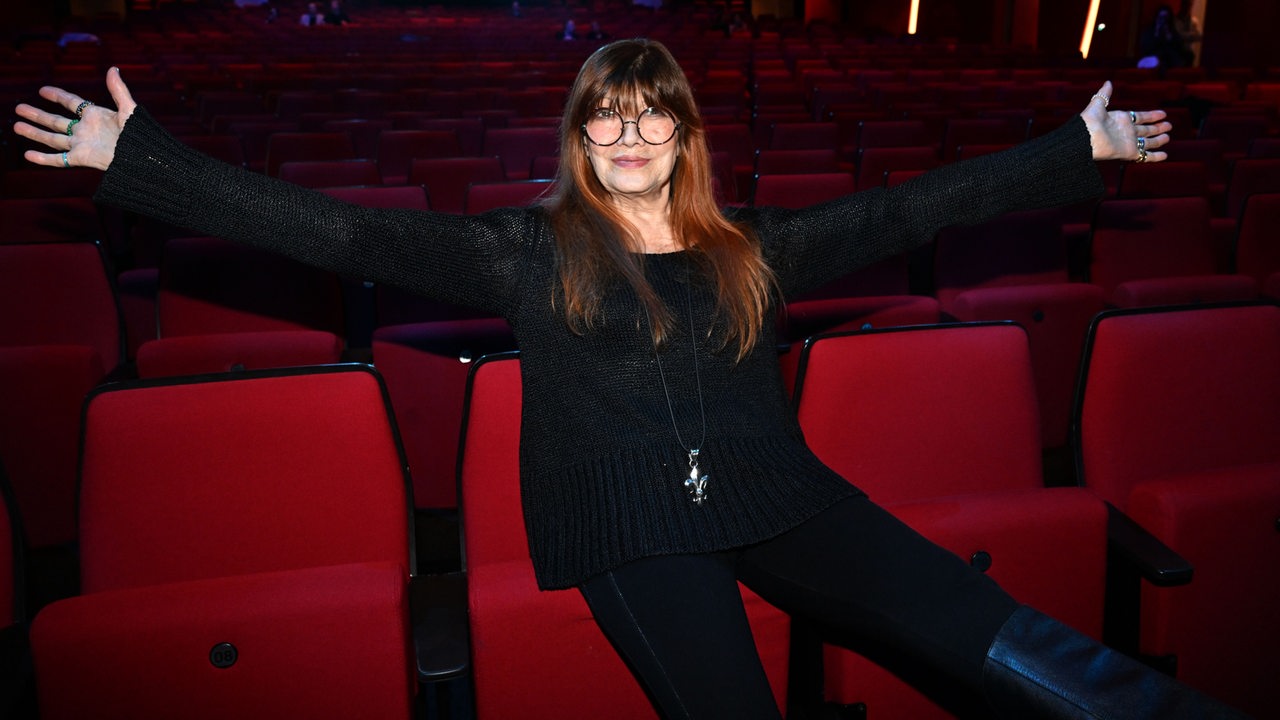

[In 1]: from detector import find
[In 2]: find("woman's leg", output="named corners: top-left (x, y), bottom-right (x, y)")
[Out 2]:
top-left (738, 495), bottom-right (1251, 719)
top-left (737, 495), bottom-right (1018, 694)
top-left (579, 552), bottom-right (783, 720)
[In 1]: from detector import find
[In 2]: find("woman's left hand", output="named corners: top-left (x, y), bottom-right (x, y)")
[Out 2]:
top-left (1080, 81), bottom-right (1172, 163)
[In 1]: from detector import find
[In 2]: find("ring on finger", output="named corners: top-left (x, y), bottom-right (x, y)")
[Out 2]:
top-left (1137, 137), bottom-right (1146, 150)
top-left (1136, 148), bottom-right (1148, 163)
top-left (66, 118), bottom-right (80, 136)
top-left (75, 100), bottom-right (94, 117)
top-left (1093, 94), bottom-right (1110, 108)
top-left (1129, 110), bottom-right (1138, 124)
top-left (62, 151), bottom-right (70, 168)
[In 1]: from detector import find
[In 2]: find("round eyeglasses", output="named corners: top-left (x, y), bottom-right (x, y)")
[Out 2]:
top-left (582, 107), bottom-right (681, 146)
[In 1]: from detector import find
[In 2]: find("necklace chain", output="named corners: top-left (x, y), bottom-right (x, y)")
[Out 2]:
top-left (644, 269), bottom-right (710, 504)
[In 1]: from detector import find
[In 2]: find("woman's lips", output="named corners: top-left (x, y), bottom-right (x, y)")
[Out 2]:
top-left (612, 156), bottom-right (649, 168)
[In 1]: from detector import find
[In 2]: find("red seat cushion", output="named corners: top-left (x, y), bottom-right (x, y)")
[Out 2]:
top-left (33, 562), bottom-right (412, 720)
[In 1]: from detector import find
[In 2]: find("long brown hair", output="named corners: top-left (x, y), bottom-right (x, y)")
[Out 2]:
top-left (546, 38), bottom-right (775, 360)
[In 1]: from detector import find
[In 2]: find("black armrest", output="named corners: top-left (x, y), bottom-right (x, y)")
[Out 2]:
top-left (410, 571), bottom-right (469, 683)
top-left (1105, 503), bottom-right (1193, 587)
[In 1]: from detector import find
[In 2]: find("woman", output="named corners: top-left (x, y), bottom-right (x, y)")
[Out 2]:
top-left (15, 39), bottom-right (1241, 719)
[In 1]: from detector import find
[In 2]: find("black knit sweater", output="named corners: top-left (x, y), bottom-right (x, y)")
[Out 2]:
top-left (96, 108), bottom-right (1104, 589)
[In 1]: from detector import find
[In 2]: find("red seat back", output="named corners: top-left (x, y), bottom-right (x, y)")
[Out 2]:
top-left (934, 208), bottom-right (1069, 307)
top-left (157, 236), bottom-right (345, 338)
top-left (752, 172), bottom-right (854, 208)
top-left (795, 322), bottom-right (1043, 502)
top-left (1235, 192), bottom-right (1280, 285)
top-left (465, 179), bottom-right (553, 214)
top-left (0, 241), bottom-right (120, 378)
top-left (408, 156), bottom-right (506, 215)
top-left (1088, 197), bottom-right (1215, 296)
top-left (373, 319), bottom-right (516, 509)
top-left (78, 365), bottom-right (413, 592)
top-left (264, 131), bottom-right (356, 177)
top-left (376, 129), bottom-right (464, 184)
top-left (1075, 303), bottom-right (1280, 510)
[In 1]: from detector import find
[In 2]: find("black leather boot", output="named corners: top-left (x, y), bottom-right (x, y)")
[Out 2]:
top-left (982, 606), bottom-right (1253, 719)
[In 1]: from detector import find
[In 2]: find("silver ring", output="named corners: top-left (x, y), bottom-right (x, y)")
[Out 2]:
top-left (1137, 137), bottom-right (1146, 150)
top-left (62, 151), bottom-right (69, 168)
top-left (1129, 110), bottom-right (1138, 124)
top-left (1093, 94), bottom-right (1110, 108)
top-left (75, 100), bottom-right (94, 118)
top-left (65, 118), bottom-right (79, 136)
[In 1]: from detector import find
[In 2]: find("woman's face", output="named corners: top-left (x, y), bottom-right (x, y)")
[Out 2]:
top-left (583, 95), bottom-right (679, 207)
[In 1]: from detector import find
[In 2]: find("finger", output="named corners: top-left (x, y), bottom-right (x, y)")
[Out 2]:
top-left (23, 149), bottom-right (72, 169)
top-left (1137, 121), bottom-right (1174, 138)
top-left (105, 67), bottom-right (137, 120)
top-left (1142, 132), bottom-right (1171, 150)
top-left (1130, 109), bottom-right (1169, 125)
top-left (37, 85), bottom-right (89, 114)
top-left (14, 102), bottom-right (74, 134)
top-left (1092, 80), bottom-right (1114, 108)
top-left (1145, 150), bottom-right (1169, 163)
top-left (13, 119), bottom-right (73, 150)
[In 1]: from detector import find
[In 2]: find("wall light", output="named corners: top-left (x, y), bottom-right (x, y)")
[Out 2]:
top-left (1080, 0), bottom-right (1102, 58)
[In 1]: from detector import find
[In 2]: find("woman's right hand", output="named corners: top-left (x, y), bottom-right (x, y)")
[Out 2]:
top-left (13, 66), bottom-right (137, 172)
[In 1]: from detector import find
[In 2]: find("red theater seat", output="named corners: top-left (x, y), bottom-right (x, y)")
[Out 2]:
top-left (1074, 303), bottom-right (1280, 718)
top-left (793, 322), bottom-right (1108, 719)
top-left (30, 365), bottom-right (462, 720)
top-left (408, 156), bottom-right (506, 215)
top-left (264, 131), bottom-right (357, 178)
top-left (277, 158), bottom-right (382, 188)
top-left (137, 236), bottom-right (346, 378)
top-left (0, 242), bottom-right (121, 548)
top-left (376, 129), bottom-right (464, 185)
top-left (1235, 192), bottom-right (1280, 294)
top-left (458, 353), bottom-right (790, 718)
top-left (465, 179), bottom-right (553, 214)
top-left (372, 318), bottom-right (516, 509)
top-left (1089, 197), bottom-right (1257, 307)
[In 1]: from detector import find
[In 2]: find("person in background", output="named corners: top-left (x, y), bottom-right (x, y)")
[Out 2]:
top-left (1173, 0), bottom-right (1203, 66)
top-left (324, 0), bottom-right (351, 26)
top-left (299, 1), bottom-right (324, 27)
top-left (1139, 4), bottom-right (1193, 69)
top-left (15, 38), bottom-right (1248, 720)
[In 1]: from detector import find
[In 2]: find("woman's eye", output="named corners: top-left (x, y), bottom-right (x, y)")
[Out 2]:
top-left (593, 109), bottom-right (616, 120)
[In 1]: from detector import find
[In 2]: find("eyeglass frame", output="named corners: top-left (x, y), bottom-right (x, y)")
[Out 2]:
top-left (580, 106), bottom-right (682, 147)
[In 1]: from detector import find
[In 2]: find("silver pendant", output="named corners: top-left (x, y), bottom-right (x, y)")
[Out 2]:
top-left (684, 450), bottom-right (708, 505)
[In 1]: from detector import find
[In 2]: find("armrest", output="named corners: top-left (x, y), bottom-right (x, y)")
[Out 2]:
top-left (410, 571), bottom-right (470, 683)
top-left (1105, 503), bottom-right (1193, 587)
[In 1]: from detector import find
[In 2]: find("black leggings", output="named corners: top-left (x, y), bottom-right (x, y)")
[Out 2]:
top-left (578, 495), bottom-right (1020, 720)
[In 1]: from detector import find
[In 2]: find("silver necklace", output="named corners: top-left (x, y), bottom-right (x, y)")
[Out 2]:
top-left (644, 271), bottom-right (709, 505)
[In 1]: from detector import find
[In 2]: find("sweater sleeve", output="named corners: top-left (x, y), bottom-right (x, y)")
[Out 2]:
top-left (747, 115), bottom-right (1106, 298)
top-left (93, 107), bottom-right (535, 318)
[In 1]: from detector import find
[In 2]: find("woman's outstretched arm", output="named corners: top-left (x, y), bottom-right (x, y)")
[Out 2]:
top-left (13, 68), bottom-right (534, 317)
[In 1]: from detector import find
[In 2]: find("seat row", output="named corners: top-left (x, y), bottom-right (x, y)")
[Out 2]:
top-left (3, 190), bottom-right (1278, 543)
top-left (4, 302), bottom-right (1275, 718)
